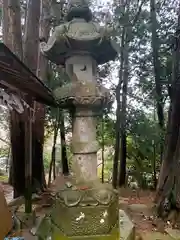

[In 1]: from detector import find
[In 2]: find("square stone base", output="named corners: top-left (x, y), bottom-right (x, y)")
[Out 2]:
top-left (51, 225), bottom-right (119, 240)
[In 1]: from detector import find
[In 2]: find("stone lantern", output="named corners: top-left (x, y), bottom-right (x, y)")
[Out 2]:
top-left (34, 0), bottom-right (120, 239)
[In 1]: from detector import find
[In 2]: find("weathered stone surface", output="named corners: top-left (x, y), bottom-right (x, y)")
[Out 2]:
top-left (119, 198), bottom-right (129, 204)
top-left (15, 211), bottom-right (36, 229)
top-left (71, 109), bottom-right (97, 181)
top-left (54, 71), bottom-right (112, 109)
top-left (66, 0), bottom-right (93, 22)
top-left (37, 0), bottom-right (120, 239)
top-left (32, 187), bottom-right (119, 239)
top-left (119, 198), bottom-right (129, 210)
top-left (165, 228), bottom-right (180, 240)
top-left (140, 232), bottom-right (173, 240)
top-left (0, 187), bottom-right (12, 240)
top-left (40, 0), bottom-right (118, 65)
top-left (119, 209), bottom-right (135, 240)
top-left (8, 194), bottom-right (42, 207)
top-left (21, 229), bottom-right (38, 240)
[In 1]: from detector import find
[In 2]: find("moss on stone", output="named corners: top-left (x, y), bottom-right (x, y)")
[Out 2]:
top-left (53, 81), bottom-right (110, 107)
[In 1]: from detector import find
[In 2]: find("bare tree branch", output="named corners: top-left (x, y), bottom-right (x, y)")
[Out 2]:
top-left (0, 137), bottom-right (10, 145)
top-left (132, 0), bottom-right (147, 26)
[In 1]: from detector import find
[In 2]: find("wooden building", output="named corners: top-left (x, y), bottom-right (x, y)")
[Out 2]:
top-left (0, 43), bottom-right (56, 239)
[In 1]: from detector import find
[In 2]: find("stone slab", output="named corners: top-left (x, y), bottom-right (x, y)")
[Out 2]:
top-left (119, 198), bottom-right (129, 205)
top-left (119, 209), bottom-right (135, 240)
top-left (166, 228), bottom-right (180, 240)
top-left (21, 230), bottom-right (38, 240)
top-left (128, 204), bottom-right (148, 212)
top-left (0, 186), bottom-right (13, 239)
top-left (15, 212), bottom-right (36, 229)
top-left (52, 227), bottom-right (119, 240)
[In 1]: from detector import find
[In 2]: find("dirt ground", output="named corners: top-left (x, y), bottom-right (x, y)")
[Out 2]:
top-left (119, 188), bottom-right (171, 235)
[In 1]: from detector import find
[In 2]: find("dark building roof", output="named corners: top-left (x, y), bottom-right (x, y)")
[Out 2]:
top-left (0, 43), bottom-right (57, 106)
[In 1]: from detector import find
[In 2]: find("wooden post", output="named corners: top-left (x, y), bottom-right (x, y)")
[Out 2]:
top-left (24, 107), bottom-right (32, 213)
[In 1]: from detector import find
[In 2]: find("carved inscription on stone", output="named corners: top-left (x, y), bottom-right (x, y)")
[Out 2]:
top-left (79, 118), bottom-right (89, 142)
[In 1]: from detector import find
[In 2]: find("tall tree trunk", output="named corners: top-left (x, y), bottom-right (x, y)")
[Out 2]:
top-left (23, 0), bottom-right (40, 72)
top-left (33, 0), bottom-right (53, 189)
top-left (60, 113), bottom-right (69, 175)
top-left (152, 140), bottom-right (157, 189)
top-left (23, 0), bottom-right (44, 192)
top-left (48, 144), bottom-right (56, 186)
top-left (2, 0), bottom-right (26, 197)
top-left (118, 30), bottom-right (129, 187)
top-left (2, 0), bottom-right (10, 47)
top-left (156, 6), bottom-right (180, 219)
top-left (150, 0), bottom-right (164, 162)
top-left (48, 110), bottom-right (60, 186)
top-left (10, 115), bottom-right (25, 197)
top-left (8, 0), bottom-right (23, 59)
top-left (101, 116), bottom-right (105, 183)
top-left (112, 27), bottom-right (125, 189)
top-left (152, 101), bottom-right (157, 189)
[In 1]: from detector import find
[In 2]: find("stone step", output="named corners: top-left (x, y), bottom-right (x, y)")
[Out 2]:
top-left (119, 209), bottom-right (135, 240)
top-left (165, 228), bottom-right (180, 240)
top-left (128, 204), bottom-right (149, 213)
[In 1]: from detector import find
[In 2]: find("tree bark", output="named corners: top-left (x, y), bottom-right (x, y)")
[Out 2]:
top-left (101, 116), bottom-right (105, 183)
top-left (112, 27), bottom-right (125, 189)
top-left (10, 115), bottom-right (25, 197)
top-left (60, 113), bottom-right (69, 175)
top-left (23, 0), bottom-right (40, 72)
top-left (48, 145), bottom-right (56, 186)
top-left (2, 0), bottom-right (26, 197)
top-left (156, 6), bottom-right (180, 219)
top-left (150, 0), bottom-right (164, 162)
top-left (119, 135), bottom-right (127, 186)
top-left (23, 0), bottom-right (46, 192)
top-left (48, 110), bottom-right (60, 186)
top-left (152, 102), bottom-right (157, 189)
top-left (118, 28), bottom-right (129, 187)
top-left (152, 140), bottom-right (157, 189)
top-left (2, 0), bottom-right (10, 46)
top-left (33, 0), bottom-right (53, 189)
top-left (8, 0), bottom-right (23, 59)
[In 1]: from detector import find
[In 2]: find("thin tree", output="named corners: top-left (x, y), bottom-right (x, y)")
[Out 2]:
top-left (101, 115), bottom-right (105, 183)
top-left (118, 28), bottom-right (129, 187)
top-left (112, 27), bottom-right (125, 188)
top-left (112, 0), bottom-right (146, 188)
top-left (60, 112), bottom-right (69, 175)
top-left (48, 109), bottom-right (60, 186)
top-left (2, 0), bottom-right (26, 197)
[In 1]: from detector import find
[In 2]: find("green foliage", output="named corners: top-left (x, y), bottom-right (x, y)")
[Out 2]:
top-left (44, 64), bottom-right (71, 132)
top-left (38, 0), bottom-right (177, 188)
top-left (43, 151), bottom-right (51, 171)
top-left (97, 114), bottom-right (116, 147)
top-left (0, 147), bottom-right (9, 157)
